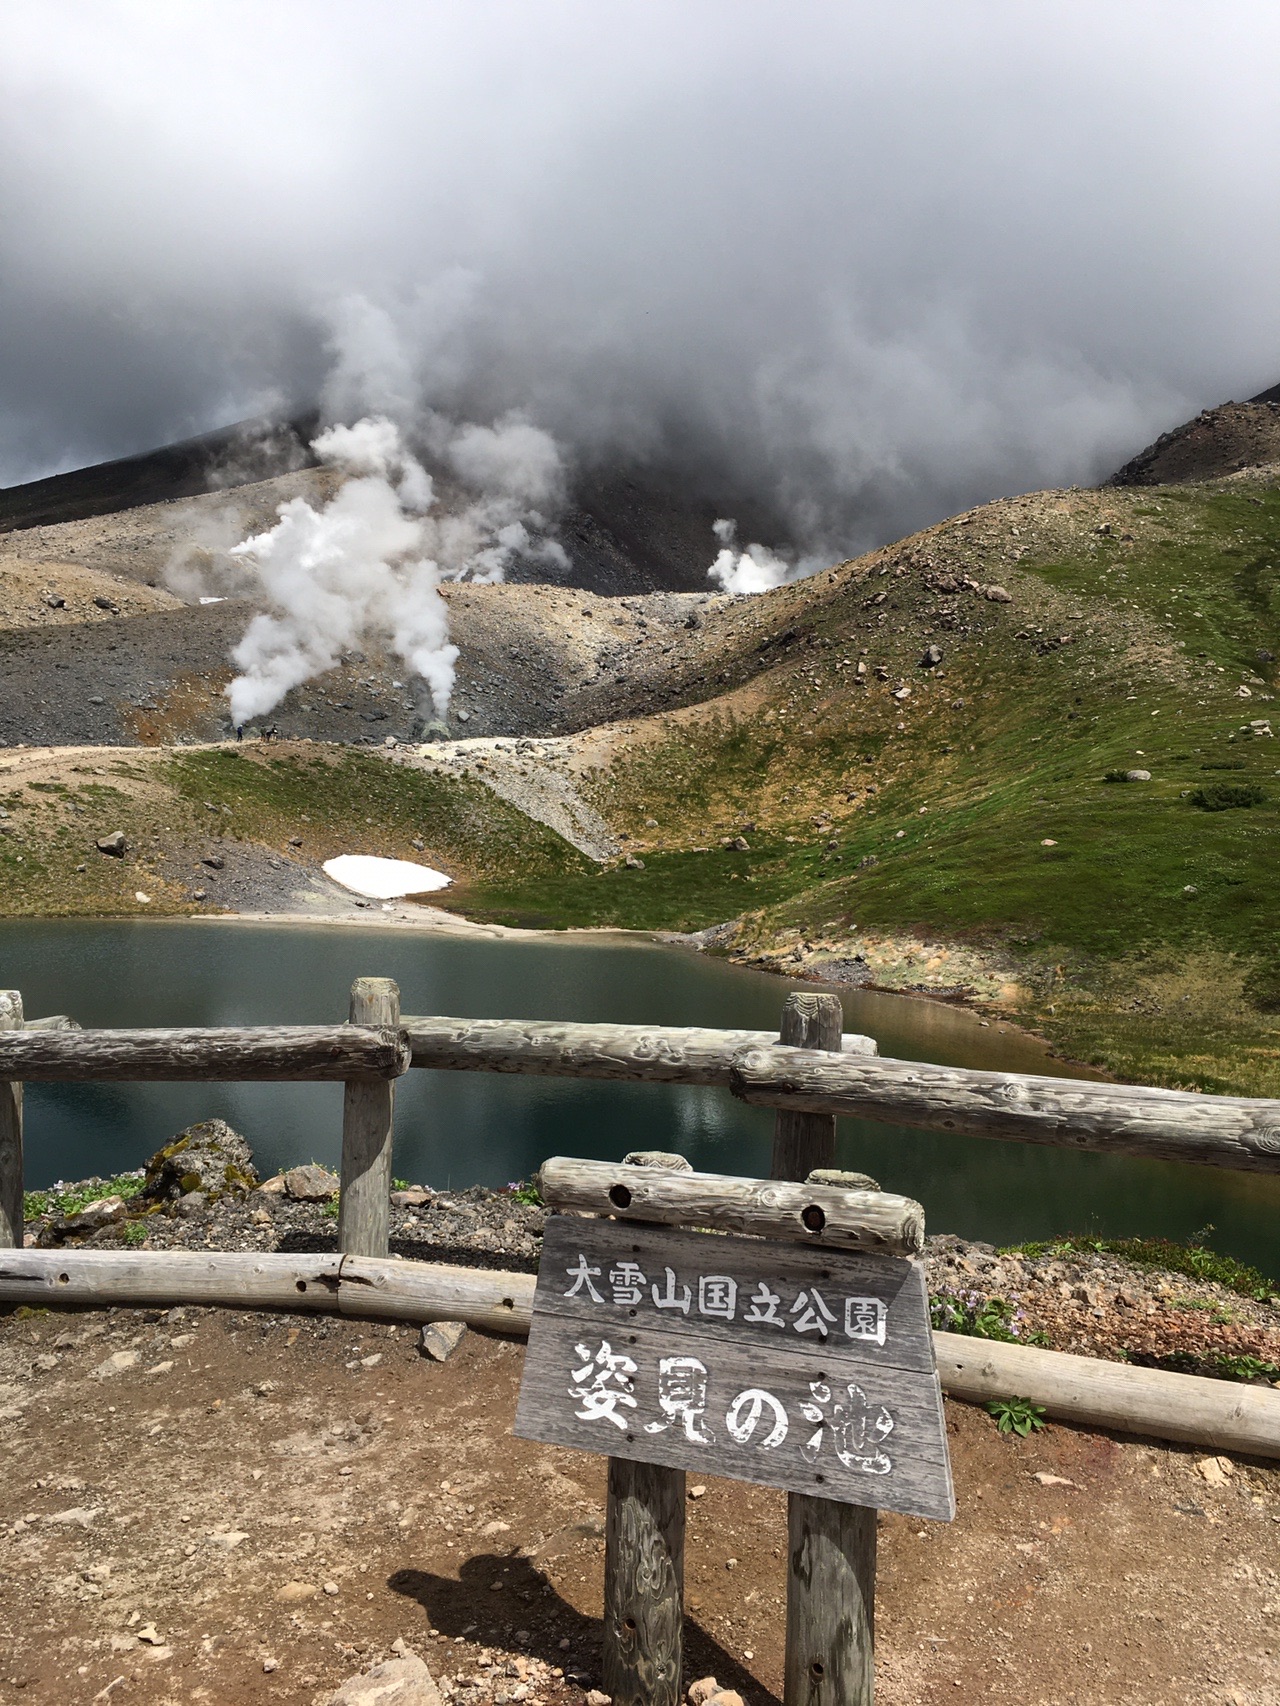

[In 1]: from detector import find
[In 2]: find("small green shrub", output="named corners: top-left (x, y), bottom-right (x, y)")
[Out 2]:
top-left (1008, 1232), bottom-right (1277, 1301)
top-left (929, 1290), bottom-right (1047, 1345)
top-left (506, 1179), bottom-right (543, 1207)
top-left (122, 1220), bottom-right (148, 1247)
top-left (1189, 782), bottom-right (1265, 811)
top-left (987, 1396), bottom-right (1047, 1437)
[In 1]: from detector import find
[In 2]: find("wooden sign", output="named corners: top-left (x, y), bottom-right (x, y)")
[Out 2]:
top-left (515, 1215), bottom-right (954, 1522)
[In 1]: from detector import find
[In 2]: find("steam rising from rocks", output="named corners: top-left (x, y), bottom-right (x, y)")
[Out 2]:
top-left (220, 412), bottom-right (566, 726)
top-left (707, 518), bottom-right (820, 595)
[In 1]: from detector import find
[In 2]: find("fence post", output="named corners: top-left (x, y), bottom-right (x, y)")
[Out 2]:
top-left (603, 1153), bottom-right (687, 1706)
top-left (772, 990), bottom-right (876, 1706)
top-left (338, 977), bottom-right (400, 1257)
top-left (770, 992), bottom-right (839, 1181)
top-left (0, 990), bottom-right (23, 1249)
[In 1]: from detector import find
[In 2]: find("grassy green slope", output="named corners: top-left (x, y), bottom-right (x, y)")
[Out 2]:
top-left (460, 477), bottom-right (1280, 1092)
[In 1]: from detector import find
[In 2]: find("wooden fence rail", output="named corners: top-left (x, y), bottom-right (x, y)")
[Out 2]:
top-left (0, 1025), bottom-right (411, 1082)
top-left (729, 1044), bottom-right (1280, 1173)
top-left (402, 1014), bottom-right (877, 1083)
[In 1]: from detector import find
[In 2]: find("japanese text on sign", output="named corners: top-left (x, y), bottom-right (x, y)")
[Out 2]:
top-left (564, 1251), bottom-right (888, 1345)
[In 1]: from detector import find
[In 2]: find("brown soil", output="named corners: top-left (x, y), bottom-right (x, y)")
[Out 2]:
top-left (1, 1302), bottom-right (1277, 1706)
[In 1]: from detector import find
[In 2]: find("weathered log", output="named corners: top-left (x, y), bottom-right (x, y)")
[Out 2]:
top-left (339, 979), bottom-right (400, 1257)
top-left (772, 991), bottom-right (841, 1182)
top-left (786, 1492), bottom-right (875, 1706)
top-left (603, 1457), bottom-right (685, 1706)
top-left (0, 1249), bottom-right (343, 1311)
top-left (537, 1156), bottom-right (924, 1256)
top-left (772, 992), bottom-right (876, 1706)
top-left (402, 1016), bottom-right (877, 1083)
top-left (23, 1014), bottom-right (80, 1032)
top-left (0, 1249), bottom-right (535, 1332)
top-left (0, 1025), bottom-right (412, 1082)
top-left (0, 991), bottom-right (23, 1251)
top-left (730, 1045), bottom-right (1280, 1173)
top-left (336, 1254), bottom-right (534, 1333)
top-left (934, 1331), bottom-right (1280, 1456)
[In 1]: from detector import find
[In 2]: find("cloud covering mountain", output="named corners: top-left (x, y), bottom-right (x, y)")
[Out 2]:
top-left (2, 1), bottom-right (1279, 559)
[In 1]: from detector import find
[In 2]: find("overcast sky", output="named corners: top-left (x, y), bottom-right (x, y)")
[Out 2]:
top-left (3, 1), bottom-right (1279, 552)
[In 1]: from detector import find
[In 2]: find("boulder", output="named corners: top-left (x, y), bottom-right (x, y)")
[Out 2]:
top-left (143, 1118), bottom-right (259, 1203)
top-left (327, 1654), bottom-right (441, 1706)
top-left (1125, 769), bottom-right (1152, 782)
top-left (920, 644), bottom-right (944, 668)
top-left (95, 831), bottom-right (127, 856)
top-left (284, 1163), bottom-right (340, 1202)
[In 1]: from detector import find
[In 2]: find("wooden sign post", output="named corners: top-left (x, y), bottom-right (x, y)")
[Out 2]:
top-left (515, 1149), bottom-right (953, 1705)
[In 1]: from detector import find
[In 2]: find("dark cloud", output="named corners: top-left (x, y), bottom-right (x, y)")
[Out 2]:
top-left (2, 1), bottom-right (1278, 555)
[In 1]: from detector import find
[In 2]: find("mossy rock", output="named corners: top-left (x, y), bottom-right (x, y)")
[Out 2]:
top-left (142, 1118), bottom-right (259, 1202)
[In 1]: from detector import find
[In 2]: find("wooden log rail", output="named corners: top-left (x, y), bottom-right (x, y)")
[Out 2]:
top-left (0, 1248), bottom-right (535, 1333)
top-left (0, 1025), bottom-right (411, 1082)
top-left (538, 1154), bottom-right (925, 1256)
top-left (2, 1249), bottom-right (1277, 1459)
top-left (401, 1016), bottom-right (878, 1083)
top-left (729, 1045), bottom-right (1280, 1173)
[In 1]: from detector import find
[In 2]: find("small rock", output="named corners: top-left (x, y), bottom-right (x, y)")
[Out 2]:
top-left (87, 693), bottom-right (105, 705)
top-left (420, 1321), bottom-right (467, 1362)
top-left (95, 831), bottom-right (127, 857)
top-left (288, 836), bottom-right (304, 846)
top-left (586, 1692), bottom-right (611, 1706)
top-left (391, 1187), bottom-right (431, 1208)
top-left (201, 854), bottom-right (225, 870)
top-left (983, 585), bottom-right (1013, 603)
top-left (1196, 1456), bottom-right (1233, 1488)
top-left (688, 1678), bottom-right (721, 1706)
top-left (920, 645), bottom-right (943, 668)
top-left (275, 1581), bottom-right (318, 1603)
top-left (891, 686), bottom-right (911, 701)
top-left (644, 817), bottom-right (659, 828)
top-left (326, 1653), bottom-right (441, 1706)
top-left (92, 1349), bottom-right (140, 1380)
top-left (209, 1530), bottom-right (249, 1550)
top-left (623, 853), bottom-right (646, 870)
top-left (323, 1581), bottom-right (340, 1596)
top-left (63, 1194), bottom-right (125, 1232)
top-left (689, 1485), bottom-right (707, 1499)
top-left (707, 1693), bottom-right (744, 1706)
top-left (93, 596), bottom-right (120, 613)
top-left (135, 1624), bottom-right (163, 1645)
top-left (1032, 1472), bottom-right (1076, 1488)
top-left (411, 838), bottom-right (426, 851)
top-left (263, 1657), bottom-right (279, 1673)
top-left (284, 1163), bottom-right (340, 1202)
top-left (1124, 769), bottom-right (1151, 782)
top-left (729, 835), bottom-right (750, 852)
top-left (257, 1174), bottom-right (287, 1195)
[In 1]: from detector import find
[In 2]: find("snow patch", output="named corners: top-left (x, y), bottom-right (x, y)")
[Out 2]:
top-left (322, 854), bottom-right (451, 899)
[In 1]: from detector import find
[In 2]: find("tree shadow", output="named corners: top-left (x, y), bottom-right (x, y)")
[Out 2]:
top-left (389, 1550), bottom-right (778, 1704)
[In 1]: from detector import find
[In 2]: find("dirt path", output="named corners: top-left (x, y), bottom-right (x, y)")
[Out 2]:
top-left (1, 1303), bottom-right (1277, 1706)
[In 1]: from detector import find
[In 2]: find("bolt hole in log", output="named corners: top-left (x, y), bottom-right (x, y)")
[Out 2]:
top-left (296, 1280), bottom-right (307, 1292)
top-left (609, 1183), bottom-right (633, 1209)
top-left (624, 1617), bottom-right (637, 1633)
top-left (801, 1203), bottom-right (826, 1231)
top-left (58, 1272), bottom-right (69, 1285)
top-left (811, 1662), bottom-right (826, 1681)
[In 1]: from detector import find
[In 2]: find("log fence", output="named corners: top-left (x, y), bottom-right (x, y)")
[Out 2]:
top-left (2, 976), bottom-right (1280, 1704)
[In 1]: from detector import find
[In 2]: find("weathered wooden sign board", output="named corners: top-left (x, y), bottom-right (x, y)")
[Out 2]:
top-left (516, 1214), bottom-right (955, 1522)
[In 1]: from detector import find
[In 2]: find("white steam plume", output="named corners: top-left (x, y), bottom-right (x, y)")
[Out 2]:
top-left (707, 517), bottom-right (820, 595)
top-left (221, 412), bottom-right (566, 726)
